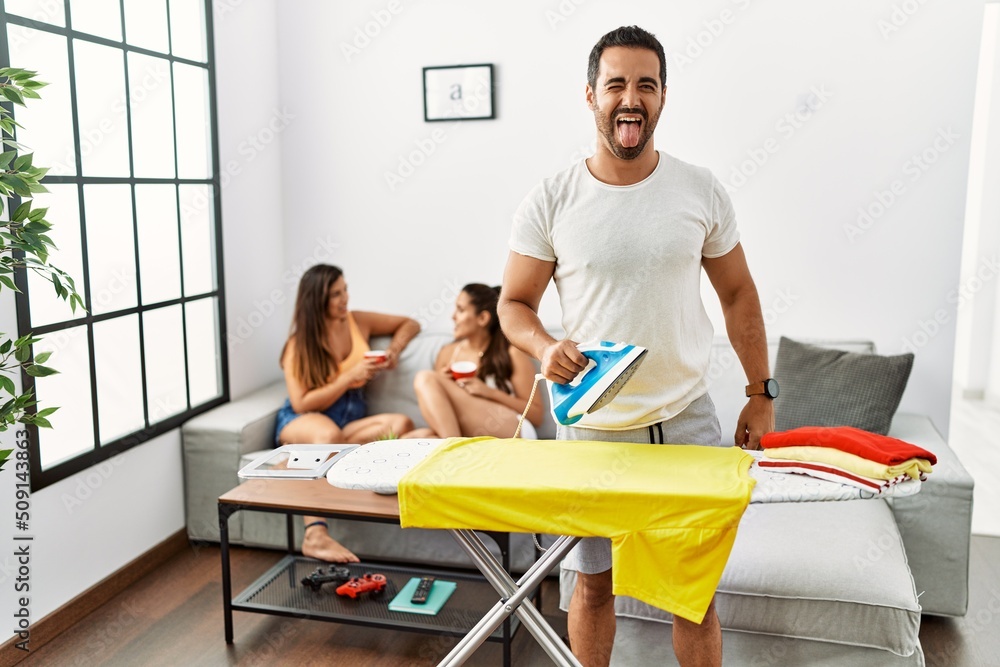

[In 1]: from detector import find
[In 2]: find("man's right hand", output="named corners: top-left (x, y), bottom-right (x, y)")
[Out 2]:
top-left (540, 340), bottom-right (588, 384)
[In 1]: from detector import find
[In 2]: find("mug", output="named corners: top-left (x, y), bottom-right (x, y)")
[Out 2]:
top-left (450, 361), bottom-right (477, 380)
top-left (364, 350), bottom-right (388, 364)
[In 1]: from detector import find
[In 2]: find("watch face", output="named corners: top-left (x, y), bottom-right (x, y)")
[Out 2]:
top-left (765, 379), bottom-right (779, 398)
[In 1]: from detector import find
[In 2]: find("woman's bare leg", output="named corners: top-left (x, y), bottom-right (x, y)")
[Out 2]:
top-left (415, 370), bottom-right (521, 438)
top-left (403, 427), bottom-right (437, 438)
top-left (277, 413), bottom-right (359, 563)
top-left (414, 370), bottom-right (462, 437)
top-left (342, 413), bottom-right (414, 443)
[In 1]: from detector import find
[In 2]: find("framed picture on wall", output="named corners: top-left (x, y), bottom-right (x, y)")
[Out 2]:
top-left (422, 64), bottom-right (495, 122)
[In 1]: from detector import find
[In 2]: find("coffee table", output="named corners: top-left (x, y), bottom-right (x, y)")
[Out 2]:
top-left (218, 478), bottom-right (527, 665)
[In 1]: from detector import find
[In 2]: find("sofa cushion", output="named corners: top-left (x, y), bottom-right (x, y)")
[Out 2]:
top-left (367, 332), bottom-right (450, 429)
top-left (567, 498), bottom-right (921, 657)
top-left (707, 338), bottom-right (875, 445)
top-left (773, 337), bottom-right (914, 435)
top-left (611, 617), bottom-right (923, 666)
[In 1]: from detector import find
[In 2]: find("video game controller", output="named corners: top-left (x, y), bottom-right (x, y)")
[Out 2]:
top-left (335, 572), bottom-right (387, 599)
top-left (300, 565), bottom-right (352, 592)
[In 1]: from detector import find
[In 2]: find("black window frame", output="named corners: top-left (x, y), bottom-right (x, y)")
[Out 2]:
top-left (1, 0), bottom-right (229, 492)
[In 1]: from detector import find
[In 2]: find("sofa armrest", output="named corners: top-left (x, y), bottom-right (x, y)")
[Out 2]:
top-left (181, 381), bottom-right (287, 542)
top-left (886, 412), bottom-right (975, 616)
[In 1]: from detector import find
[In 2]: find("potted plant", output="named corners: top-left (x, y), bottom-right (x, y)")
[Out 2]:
top-left (0, 66), bottom-right (83, 434)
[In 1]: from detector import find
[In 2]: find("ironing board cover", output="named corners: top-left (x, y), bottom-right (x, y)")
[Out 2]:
top-left (397, 437), bottom-right (754, 624)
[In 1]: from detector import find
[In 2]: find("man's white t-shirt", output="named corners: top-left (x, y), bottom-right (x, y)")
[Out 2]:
top-left (509, 151), bottom-right (740, 430)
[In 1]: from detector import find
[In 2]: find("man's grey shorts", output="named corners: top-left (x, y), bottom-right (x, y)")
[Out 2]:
top-left (557, 392), bottom-right (724, 575)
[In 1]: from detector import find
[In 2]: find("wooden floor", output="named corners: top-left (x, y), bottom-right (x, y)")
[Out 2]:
top-left (11, 536), bottom-right (1000, 666)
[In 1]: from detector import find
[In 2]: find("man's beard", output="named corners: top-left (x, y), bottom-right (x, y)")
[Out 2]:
top-left (593, 103), bottom-right (662, 160)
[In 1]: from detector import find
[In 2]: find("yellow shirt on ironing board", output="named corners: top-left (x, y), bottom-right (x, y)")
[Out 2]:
top-left (398, 437), bottom-right (755, 624)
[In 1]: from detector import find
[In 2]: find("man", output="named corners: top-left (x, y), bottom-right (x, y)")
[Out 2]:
top-left (497, 25), bottom-right (775, 667)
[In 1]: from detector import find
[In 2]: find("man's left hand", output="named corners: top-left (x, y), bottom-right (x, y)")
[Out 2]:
top-left (735, 396), bottom-right (775, 450)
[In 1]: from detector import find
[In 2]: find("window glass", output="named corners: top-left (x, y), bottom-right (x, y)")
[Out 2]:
top-left (179, 184), bottom-right (215, 295)
top-left (69, 0), bottom-right (122, 42)
top-left (4, 0), bottom-right (67, 27)
top-left (169, 0), bottom-right (207, 62)
top-left (123, 0), bottom-right (169, 53)
top-left (7, 27), bottom-right (76, 176)
top-left (143, 305), bottom-right (187, 422)
top-left (173, 62), bottom-right (211, 179)
top-left (186, 296), bottom-right (221, 405)
top-left (128, 52), bottom-right (175, 178)
top-left (93, 315), bottom-right (145, 443)
top-left (73, 40), bottom-right (131, 177)
top-left (1, 1), bottom-right (224, 490)
top-left (26, 185), bottom-right (86, 327)
top-left (135, 184), bottom-right (181, 305)
top-left (32, 326), bottom-right (94, 469)
top-left (84, 184), bottom-right (138, 315)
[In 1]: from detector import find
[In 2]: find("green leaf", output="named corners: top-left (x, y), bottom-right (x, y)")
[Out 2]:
top-left (12, 152), bottom-right (32, 171)
top-left (11, 201), bottom-right (30, 221)
top-left (25, 364), bottom-right (58, 377)
top-left (0, 174), bottom-right (32, 197)
top-left (30, 415), bottom-right (52, 428)
top-left (0, 150), bottom-right (16, 169)
top-left (0, 375), bottom-right (13, 394)
top-left (20, 88), bottom-right (40, 100)
top-left (33, 350), bottom-right (51, 364)
top-left (13, 333), bottom-right (36, 348)
top-left (0, 339), bottom-right (11, 354)
top-left (0, 86), bottom-right (24, 105)
top-left (0, 275), bottom-right (17, 291)
top-left (13, 346), bottom-right (30, 363)
top-left (35, 406), bottom-right (58, 418)
top-left (26, 211), bottom-right (50, 225)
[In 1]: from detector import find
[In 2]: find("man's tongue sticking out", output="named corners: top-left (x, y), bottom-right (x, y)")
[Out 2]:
top-left (617, 118), bottom-right (641, 149)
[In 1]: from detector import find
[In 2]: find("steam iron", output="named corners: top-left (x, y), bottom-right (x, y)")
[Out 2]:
top-left (549, 341), bottom-right (648, 426)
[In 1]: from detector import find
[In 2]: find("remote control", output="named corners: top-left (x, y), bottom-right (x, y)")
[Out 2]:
top-left (411, 576), bottom-right (435, 604)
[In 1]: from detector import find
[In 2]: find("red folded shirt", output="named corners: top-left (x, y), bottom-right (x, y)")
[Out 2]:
top-left (760, 426), bottom-right (937, 466)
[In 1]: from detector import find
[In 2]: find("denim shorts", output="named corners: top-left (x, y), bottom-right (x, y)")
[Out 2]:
top-left (273, 388), bottom-right (367, 446)
top-left (557, 392), bottom-right (724, 575)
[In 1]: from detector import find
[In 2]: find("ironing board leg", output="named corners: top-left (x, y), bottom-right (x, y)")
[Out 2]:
top-left (451, 530), bottom-right (581, 666)
top-left (438, 531), bottom-right (582, 667)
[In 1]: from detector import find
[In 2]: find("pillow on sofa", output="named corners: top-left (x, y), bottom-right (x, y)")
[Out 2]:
top-left (772, 336), bottom-right (914, 435)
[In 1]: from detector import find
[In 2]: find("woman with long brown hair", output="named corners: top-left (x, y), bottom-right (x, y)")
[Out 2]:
top-left (276, 264), bottom-right (428, 561)
top-left (414, 284), bottom-right (544, 438)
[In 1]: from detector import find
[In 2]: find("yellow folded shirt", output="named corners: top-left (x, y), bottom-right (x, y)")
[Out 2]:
top-left (763, 446), bottom-right (932, 480)
top-left (398, 437), bottom-right (754, 624)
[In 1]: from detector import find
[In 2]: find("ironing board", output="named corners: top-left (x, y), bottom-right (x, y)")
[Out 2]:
top-left (321, 438), bottom-right (923, 666)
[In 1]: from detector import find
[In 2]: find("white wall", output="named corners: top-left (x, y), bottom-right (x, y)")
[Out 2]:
top-left (0, 0), bottom-right (285, 641)
top-left (275, 0), bottom-right (982, 433)
top-left (216, 1), bottom-right (292, 399)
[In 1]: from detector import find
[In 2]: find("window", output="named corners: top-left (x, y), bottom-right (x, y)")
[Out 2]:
top-left (2, 0), bottom-right (227, 490)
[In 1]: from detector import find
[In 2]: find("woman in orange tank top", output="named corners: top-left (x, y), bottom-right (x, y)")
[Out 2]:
top-left (276, 264), bottom-right (431, 562)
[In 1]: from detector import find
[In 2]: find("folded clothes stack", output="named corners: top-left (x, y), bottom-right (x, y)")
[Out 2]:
top-left (758, 426), bottom-right (938, 495)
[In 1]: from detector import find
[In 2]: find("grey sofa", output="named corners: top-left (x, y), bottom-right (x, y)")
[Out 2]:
top-left (181, 334), bottom-right (973, 665)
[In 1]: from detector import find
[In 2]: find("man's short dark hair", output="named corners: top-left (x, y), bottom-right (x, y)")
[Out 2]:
top-left (587, 25), bottom-right (667, 90)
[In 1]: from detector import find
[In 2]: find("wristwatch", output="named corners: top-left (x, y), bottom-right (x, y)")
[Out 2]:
top-left (745, 378), bottom-right (779, 399)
